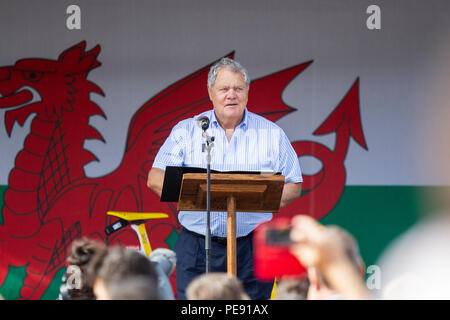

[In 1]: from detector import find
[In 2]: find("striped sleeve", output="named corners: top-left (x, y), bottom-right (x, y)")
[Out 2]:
top-left (278, 129), bottom-right (303, 183)
top-left (152, 122), bottom-right (187, 170)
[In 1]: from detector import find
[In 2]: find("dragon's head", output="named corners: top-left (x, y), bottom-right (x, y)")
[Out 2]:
top-left (0, 41), bottom-right (102, 136)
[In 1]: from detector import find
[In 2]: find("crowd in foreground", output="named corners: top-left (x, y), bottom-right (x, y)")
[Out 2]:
top-left (56, 214), bottom-right (371, 300)
top-left (56, 211), bottom-right (450, 300)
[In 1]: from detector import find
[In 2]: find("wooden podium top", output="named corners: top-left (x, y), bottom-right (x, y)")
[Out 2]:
top-left (178, 173), bottom-right (285, 212)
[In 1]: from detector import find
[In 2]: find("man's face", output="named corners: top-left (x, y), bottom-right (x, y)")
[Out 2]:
top-left (208, 67), bottom-right (248, 125)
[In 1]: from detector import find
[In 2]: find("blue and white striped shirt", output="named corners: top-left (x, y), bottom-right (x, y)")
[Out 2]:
top-left (152, 108), bottom-right (302, 237)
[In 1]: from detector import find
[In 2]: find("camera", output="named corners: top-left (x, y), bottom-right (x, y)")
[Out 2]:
top-left (253, 218), bottom-right (306, 281)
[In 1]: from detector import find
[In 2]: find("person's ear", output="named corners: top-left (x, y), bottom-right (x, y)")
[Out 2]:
top-left (207, 86), bottom-right (213, 101)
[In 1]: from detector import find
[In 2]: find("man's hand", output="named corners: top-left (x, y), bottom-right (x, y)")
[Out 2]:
top-left (280, 182), bottom-right (302, 208)
top-left (147, 168), bottom-right (165, 197)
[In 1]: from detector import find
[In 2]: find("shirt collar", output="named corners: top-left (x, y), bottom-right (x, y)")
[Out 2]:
top-left (210, 108), bottom-right (248, 130)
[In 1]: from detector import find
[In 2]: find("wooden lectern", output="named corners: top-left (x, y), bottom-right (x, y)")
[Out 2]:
top-left (177, 173), bottom-right (285, 276)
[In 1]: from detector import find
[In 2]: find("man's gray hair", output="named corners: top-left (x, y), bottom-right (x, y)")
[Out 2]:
top-left (207, 58), bottom-right (250, 90)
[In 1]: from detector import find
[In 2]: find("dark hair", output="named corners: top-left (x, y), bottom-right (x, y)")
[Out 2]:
top-left (62, 238), bottom-right (107, 300)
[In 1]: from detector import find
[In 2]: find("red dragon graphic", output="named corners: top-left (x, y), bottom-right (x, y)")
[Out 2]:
top-left (0, 42), bottom-right (367, 299)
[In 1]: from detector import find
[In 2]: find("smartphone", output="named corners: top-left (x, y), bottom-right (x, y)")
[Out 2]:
top-left (265, 228), bottom-right (293, 245)
top-left (253, 218), bottom-right (306, 281)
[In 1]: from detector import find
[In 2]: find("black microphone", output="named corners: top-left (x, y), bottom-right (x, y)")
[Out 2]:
top-left (197, 116), bottom-right (210, 131)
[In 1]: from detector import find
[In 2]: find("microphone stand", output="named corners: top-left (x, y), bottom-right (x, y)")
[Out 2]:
top-left (202, 130), bottom-right (214, 273)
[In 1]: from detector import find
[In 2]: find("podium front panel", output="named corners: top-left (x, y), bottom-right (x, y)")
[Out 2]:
top-left (177, 173), bottom-right (285, 213)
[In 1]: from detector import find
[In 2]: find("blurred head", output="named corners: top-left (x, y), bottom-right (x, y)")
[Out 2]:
top-left (105, 276), bottom-right (159, 300)
top-left (276, 277), bottom-right (309, 300)
top-left (186, 272), bottom-right (249, 300)
top-left (63, 238), bottom-right (107, 300)
top-left (89, 247), bottom-right (159, 300)
top-left (307, 226), bottom-right (365, 299)
top-left (330, 226), bottom-right (366, 277)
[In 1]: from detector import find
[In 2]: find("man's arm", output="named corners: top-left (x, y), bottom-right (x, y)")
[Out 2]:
top-left (280, 182), bottom-right (302, 208)
top-left (147, 167), bottom-right (165, 197)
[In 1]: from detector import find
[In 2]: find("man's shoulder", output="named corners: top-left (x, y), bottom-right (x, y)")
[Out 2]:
top-left (172, 111), bottom-right (210, 130)
top-left (246, 110), bottom-right (283, 130)
top-left (174, 117), bottom-right (194, 128)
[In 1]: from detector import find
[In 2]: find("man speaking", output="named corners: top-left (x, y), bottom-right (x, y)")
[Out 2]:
top-left (147, 58), bottom-right (302, 299)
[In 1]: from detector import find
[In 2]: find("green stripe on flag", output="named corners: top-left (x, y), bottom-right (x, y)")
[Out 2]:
top-left (319, 186), bottom-right (449, 268)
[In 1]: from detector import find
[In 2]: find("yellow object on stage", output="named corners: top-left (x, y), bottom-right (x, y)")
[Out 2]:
top-left (106, 211), bottom-right (169, 256)
top-left (137, 223), bottom-right (152, 256)
top-left (107, 211), bottom-right (168, 220)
